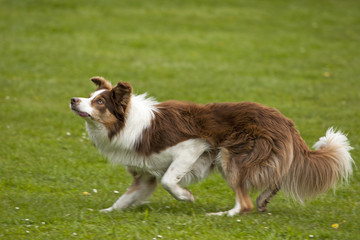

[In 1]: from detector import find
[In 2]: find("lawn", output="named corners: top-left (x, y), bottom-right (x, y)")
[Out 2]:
top-left (1, 0), bottom-right (359, 239)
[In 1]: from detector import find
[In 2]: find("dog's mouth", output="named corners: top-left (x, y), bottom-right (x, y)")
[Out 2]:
top-left (72, 108), bottom-right (91, 118)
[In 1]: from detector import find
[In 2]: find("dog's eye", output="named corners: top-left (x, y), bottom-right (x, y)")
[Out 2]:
top-left (97, 99), bottom-right (103, 105)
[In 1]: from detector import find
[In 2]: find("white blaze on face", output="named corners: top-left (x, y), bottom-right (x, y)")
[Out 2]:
top-left (76, 89), bottom-right (106, 116)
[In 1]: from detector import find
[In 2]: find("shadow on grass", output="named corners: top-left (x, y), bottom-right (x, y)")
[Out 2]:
top-left (97, 198), bottom-right (307, 219)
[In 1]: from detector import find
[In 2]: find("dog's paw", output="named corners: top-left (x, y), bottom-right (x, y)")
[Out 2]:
top-left (257, 206), bottom-right (267, 212)
top-left (176, 188), bottom-right (195, 202)
top-left (256, 197), bottom-right (268, 212)
top-left (99, 207), bottom-right (113, 213)
top-left (206, 208), bottom-right (241, 217)
top-left (184, 188), bottom-right (195, 202)
top-left (206, 211), bottom-right (229, 216)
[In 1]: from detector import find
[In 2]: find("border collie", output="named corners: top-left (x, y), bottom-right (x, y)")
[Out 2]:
top-left (70, 76), bottom-right (353, 216)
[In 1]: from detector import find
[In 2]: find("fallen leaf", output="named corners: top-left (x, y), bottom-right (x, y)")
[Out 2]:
top-left (331, 223), bottom-right (339, 229)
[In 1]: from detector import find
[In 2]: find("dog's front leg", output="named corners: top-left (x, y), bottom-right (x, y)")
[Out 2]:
top-left (161, 160), bottom-right (196, 202)
top-left (160, 139), bottom-right (209, 202)
top-left (100, 171), bottom-right (157, 213)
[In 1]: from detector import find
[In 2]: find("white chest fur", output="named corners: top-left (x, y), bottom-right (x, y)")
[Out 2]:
top-left (86, 121), bottom-right (213, 185)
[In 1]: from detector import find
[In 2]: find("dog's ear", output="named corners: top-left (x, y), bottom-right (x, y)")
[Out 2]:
top-left (91, 76), bottom-right (112, 90)
top-left (110, 82), bottom-right (132, 116)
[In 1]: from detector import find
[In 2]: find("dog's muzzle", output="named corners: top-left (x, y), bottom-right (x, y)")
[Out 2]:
top-left (70, 98), bottom-right (91, 118)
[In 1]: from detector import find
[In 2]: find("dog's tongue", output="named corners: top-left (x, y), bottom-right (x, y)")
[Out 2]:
top-left (79, 112), bottom-right (90, 117)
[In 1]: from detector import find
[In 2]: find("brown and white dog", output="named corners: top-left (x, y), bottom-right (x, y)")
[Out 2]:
top-left (70, 76), bottom-right (354, 216)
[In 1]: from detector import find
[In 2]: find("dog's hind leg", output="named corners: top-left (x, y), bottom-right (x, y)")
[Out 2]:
top-left (100, 171), bottom-right (157, 213)
top-left (237, 184), bottom-right (254, 213)
top-left (207, 182), bottom-right (254, 216)
top-left (207, 149), bottom-right (254, 216)
top-left (256, 187), bottom-right (280, 212)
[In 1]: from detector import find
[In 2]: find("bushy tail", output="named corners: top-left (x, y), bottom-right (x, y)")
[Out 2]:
top-left (283, 128), bottom-right (354, 202)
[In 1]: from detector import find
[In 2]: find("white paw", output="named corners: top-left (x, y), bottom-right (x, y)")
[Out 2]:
top-left (206, 211), bottom-right (228, 216)
top-left (177, 193), bottom-right (195, 202)
top-left (182, 188), bottom-right (195, 202)
top-left (182, 192), bottom-right (195, 202)
top-left (227, 208), bottom-right (239, 216)
top-left (99, 207), bottom-right (113, 213)
top-left (170, 188), bottom-right (195, 202)
top-left (206, 209), bottom-right (238, 217)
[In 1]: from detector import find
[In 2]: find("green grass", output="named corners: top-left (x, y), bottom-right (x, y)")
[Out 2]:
top-left (1, 0), bottom-right (360, 239)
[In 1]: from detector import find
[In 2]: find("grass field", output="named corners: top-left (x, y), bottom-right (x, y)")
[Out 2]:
top-left (1, 0), bottom-right (360, 239)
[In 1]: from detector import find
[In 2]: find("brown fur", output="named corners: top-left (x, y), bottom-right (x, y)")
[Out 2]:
top-left (91, 76), bottom-right (112, 90)
top-left (136, 101), bottom-right (295, 191)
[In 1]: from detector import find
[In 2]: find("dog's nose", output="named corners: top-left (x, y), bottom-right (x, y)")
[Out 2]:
top-left (71, 97), bottom-right (80, 105)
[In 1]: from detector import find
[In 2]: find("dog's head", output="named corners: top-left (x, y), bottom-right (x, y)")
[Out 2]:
top-left (70, 77), bottom-right (132, 138)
